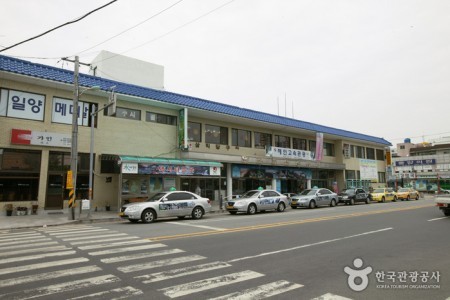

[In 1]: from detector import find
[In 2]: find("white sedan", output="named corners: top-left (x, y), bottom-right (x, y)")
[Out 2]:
top-left (291, 188), bottom-right (338, 209)
top-left (226, 189), bottom-right (289, 215)
top-left (119, 191), bottom-right (211, 223)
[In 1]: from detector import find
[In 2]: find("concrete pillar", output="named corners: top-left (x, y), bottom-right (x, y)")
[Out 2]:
top-left (227, 163), bottom-right (232, 200)
top-left (307, 179), bottom-right (312, 189)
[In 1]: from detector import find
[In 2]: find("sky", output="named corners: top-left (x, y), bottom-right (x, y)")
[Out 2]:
top-left (1, 0), bottom-right (450, 146)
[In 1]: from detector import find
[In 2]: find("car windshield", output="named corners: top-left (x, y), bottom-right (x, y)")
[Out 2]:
top-left (373, 189), bottom-right (385, 193)
top-left (341, 189), bottom-right (355, 195)
top-left (241, 190), bottom-right (260, 198)
top-left (146, 192), bottom-right (167, 202)
top-left (398, 188), bottom-right (409, 192)
top-left (299, 189), bottom-right (317, 196)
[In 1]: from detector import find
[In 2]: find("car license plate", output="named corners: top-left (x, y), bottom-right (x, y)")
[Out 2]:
top-left (226, 205), bottom-right (233, 209)
top-left (118, 212), bottom-right (124, 216)
top-left (292, 201), bottom-right (297, 204)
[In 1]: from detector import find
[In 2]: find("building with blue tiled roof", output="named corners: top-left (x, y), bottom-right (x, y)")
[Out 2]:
top-left (0, 54), bottom-right (391, 213)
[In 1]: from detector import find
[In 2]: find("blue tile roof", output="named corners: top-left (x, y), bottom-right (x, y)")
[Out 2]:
top-left (0, 55), bottom-right (391, 146)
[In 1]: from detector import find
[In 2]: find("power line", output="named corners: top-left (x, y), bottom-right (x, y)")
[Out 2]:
top-left (76, 0), bottom-right (185, 56)
top-left (0, 0), bottom-right (118, 53)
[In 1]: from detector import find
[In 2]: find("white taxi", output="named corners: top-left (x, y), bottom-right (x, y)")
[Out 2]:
top-left (226, 189), bottom-right (289, 215)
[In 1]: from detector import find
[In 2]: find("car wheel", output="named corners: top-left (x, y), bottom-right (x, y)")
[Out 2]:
top-left (277, 202), bottom-right (286, 212)
top-left (330, 199), bottom-right (336, 207)
top-left (393, 196), bottom-right (397, 202)
top-left (415, 194), bottom-right (419, 200)
top-left (365, 198), bottom-right (370, 204)
top-left (191, 207), bottom-right (204, 220)
top-left (247, 204), bottom-right (257, 215)
top-left (350, 198), bottom-right (355, 205)
top-left (229, 211), bottom-right (237, 215)
top-left (309, 200), bottom-right (316, 209)
top-left (381, 197), bottom-right (386, 203)
top-left (141, 209), bottom-right (156, 223)
top-left (406, 195), bottom-right (410, 201)
top-left (129, 219), bottom-right (139, 223)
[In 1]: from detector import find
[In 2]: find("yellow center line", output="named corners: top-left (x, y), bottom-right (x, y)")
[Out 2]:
top-left (148, 203), bottom-right (433, 242)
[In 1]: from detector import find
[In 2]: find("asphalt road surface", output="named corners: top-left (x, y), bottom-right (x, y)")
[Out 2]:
top-left (0, 198), bottom-right (448, 299)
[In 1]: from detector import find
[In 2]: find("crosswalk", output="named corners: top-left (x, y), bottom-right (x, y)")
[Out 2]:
top-left (0, 225), bottom-right (351, 299)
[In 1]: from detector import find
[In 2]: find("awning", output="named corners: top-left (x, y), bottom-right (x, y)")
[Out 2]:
top-left (116, 155), bottom-right (223, 167)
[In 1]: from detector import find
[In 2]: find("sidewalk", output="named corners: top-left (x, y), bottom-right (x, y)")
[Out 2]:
top-left (0, 203), bottom-right (226, 231)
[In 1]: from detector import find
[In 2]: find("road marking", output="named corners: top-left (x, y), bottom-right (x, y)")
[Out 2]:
top-left (66, 286), bottom-right (143, 299)
top-left (209, 280), bottom-right (303, 300)
top-left (70, 236), bottom-right (138, 245)
top-left (101, 248), bottom-right (185, 264)
top-left (0, 231), bottom-right (38, 237)
top-left (149, 204), bottom-right (429, 241)
top-left (36, 225), bottom-right (99, 232)
top-left (0, 257), bottom-right (89, 275)
top-left (0, 233), bottom-right (44, 240)
top-left (166, 222), bottom-right (226, 231)
top-left (0, 241), bottom-right (58, 251)
top-left (0, 245), bottom-right (69, 257)
top-left (118, 255), bottom-right (206, 273)
top-left (78, 239), bottom-right (151, 250)
top-left (0, 250), bottom-right (76, 265)
top-left (0, 265), bottom-right (102, 288)
top-left (158, 270), bottom-right (264, 298)
top-left (0, 237), bottom-right (52, 246)
top-left (1, 275), bottom-right (120, 299)
top-left (428, 217), bottom-right (448, 222)
top-left (61, 233), bottom-right (129, 242)
top-left (47, 228), bottom-right (111, 236)
top-left (228, 228), bottom-right (393, 263)
top-left (88, 243), bottom-right (167, 256)
top-left (311, 293), bottom-right (353, 300)
top-left (136, 261), bottom-right (232, 283)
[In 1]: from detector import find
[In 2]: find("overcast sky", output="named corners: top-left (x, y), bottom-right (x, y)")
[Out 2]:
top-left (2, 0), bottom-right (450, 145)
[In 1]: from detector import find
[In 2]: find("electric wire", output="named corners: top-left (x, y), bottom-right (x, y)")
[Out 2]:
top-left (0, 0), bottom-right (118, 53)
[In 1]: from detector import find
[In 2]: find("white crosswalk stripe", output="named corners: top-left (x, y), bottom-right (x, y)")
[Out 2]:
top-left (77, 239), bottom-right (152, 250)
top-left (46, 228), bottom-right (111, 236)
top-left (0, 275), bottom-right (120, 299)
top-left (118, 255), bottom-right (206, 273)
top-left (158, 270), bottom-right (265, 298)
top-left (0, 233), bottom-right (44, 241)
top-left (88, 243), bottom-right (167, 256)
top-left (101, 248), bottom-right (185, 264)
top-left (61, 233), bottom-right (130, 242)
top-left (0, 237), bottom-right (52, 246)
top-left (69, 235), bottom-right (138, 245)
top-left (0, 265), bottom-right (102, 288)
top-left (0, 250), bottom-right (76, 265)
top-left (209, 280), bottom-right (304, 300)
top-left (136, 261), bottom-right (232, 283)
top-left (66, 286), bottom-right (144, 299)
top-left (0, 257), bottom-right (89, 276)
top-left (0, 245), bottom-right (69, 257)
top-left (0, 241), bottom-right (58, 251)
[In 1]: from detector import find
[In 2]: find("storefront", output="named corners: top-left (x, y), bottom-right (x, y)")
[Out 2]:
top-left (100, 155), bottom-right (223, 208)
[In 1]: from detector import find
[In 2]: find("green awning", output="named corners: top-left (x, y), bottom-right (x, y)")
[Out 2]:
top-left (118, 155), bottom-right (222, 167)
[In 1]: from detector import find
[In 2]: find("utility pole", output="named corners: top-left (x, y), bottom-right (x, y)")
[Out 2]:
top-left (69, 56), bottom-right (80, 220)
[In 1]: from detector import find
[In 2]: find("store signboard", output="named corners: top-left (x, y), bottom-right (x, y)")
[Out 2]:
top-left (138, 164), bottom-right (214, 176)
top-left (52, 97), bottom-right (90, 126)
top-left (11, 128), bottom-right (71, 148)
top-left (395, 159), bottom-right (436, 166)
top-left (122, 163), bottom-right (138, 174)
top-left (360, 159), bottom-right (378, 181)
top-left (1, 89), bottom-right (45, 120)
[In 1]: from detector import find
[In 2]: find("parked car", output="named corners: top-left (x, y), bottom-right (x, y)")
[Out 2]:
top-left (291, 188), bottom-right (338, 209)
top-left (282, 192), bottom-right (298, 205)
top-left (226, 189), bottom-right (288, 215)
top-left (435, 194), bottom-right (450, 216)
top-left (338, 188), bottom-right (371, 205)
top-left (396, 187), bottom-right (420, 201)
top-left (371, 187), bottom-right (397, 202)
top-left (119, 191), bottom-right (211, 223)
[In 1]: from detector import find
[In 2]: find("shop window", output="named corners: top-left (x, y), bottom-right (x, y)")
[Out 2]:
top-left (255, 132), bottom-right (272, 149)
top-left (205, 124), bottom-right (228, 145)
top-left (355, 146), bottom-right (365, 158)
top-left (49, 152), bottom-right (91, 172)
top-left (345, 170), bottom-right (356, 180)
top-left (188, 122), bottom-right (202, 142)
top-left (275, 135), bottom-right (290, 148)
top-left (232, 129), bottom-right (251, 147)
top-left (0, 149), bottom-right (41, 202)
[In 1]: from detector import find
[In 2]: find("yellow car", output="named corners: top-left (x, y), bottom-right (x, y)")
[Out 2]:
top-left (371, 188), bottom-right (397, 202)
top-left (396, 188), bottom-right (419, 201)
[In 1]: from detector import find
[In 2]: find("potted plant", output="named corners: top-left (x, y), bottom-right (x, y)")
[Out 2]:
top-left (4, 204), bottom-right (13, 216)
top-left (16, 206), bottom-right (28, 216)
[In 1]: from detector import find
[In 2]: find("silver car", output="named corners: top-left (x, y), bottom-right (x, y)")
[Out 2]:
top-left (291, 188), bottom-right (338, 209)
top-left (119, 191), bottom-right (211, 223)
top-left (226, 189), bottom-right (289, 215)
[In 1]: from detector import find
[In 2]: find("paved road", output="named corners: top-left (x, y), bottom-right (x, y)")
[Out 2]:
top-left (0, 199), bottom-right (448, 299)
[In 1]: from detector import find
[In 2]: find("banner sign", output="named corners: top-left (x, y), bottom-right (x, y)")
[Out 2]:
top-left (315, 132), bottom-right (324, 161)
top-left (52, 97), bottom-right (90, 126)
top-left (395, 159), bottom-right (436, 166)
top-left (232, 164), bottom-right (312, 180)
top-left (266, 146), bottom-right (315, 161)
top-left (360, 159), bottom-right (378, 181)
top-left (11, 129), bottom-right (71, 148)
top-left (122, 163), bottom-right (138, 174)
